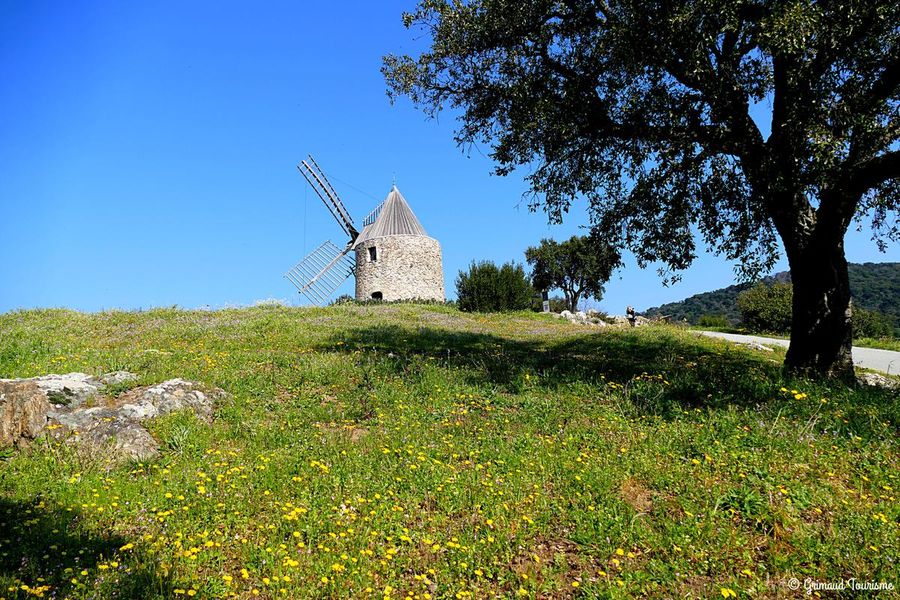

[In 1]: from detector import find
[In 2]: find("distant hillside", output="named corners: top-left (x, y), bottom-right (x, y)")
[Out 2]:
top-left (644, 262), bottom-right (900, 330)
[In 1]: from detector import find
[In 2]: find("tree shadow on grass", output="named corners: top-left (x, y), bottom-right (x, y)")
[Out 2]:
top-left (0, 496), bottom-right (173, 599)
top-left (320, 324), bottom-right (781, 411)
top-left (319, 323), bottom-right (899, 431)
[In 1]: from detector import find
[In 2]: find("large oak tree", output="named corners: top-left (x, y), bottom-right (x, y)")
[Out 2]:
top-left (382, 0), bottom-right (900, 380)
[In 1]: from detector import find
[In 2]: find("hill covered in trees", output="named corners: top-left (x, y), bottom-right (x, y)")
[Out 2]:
top-left (644, 262), bottom-right (899, 329)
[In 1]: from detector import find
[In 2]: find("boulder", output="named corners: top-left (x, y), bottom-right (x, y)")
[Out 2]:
top-left (858, 372), bottom-right (900, 390)
top-left (46, 378), bottom-right (224, 461)
top-left (560, 310), bottom-right (573, 320)
top-left (117, 379), bottom-right (219, 423)
top-left (27, 373), bottom-right (104, 407)
top-left (2, 372), bottom-right (224, 463)
top-left (84, 419), bottom-right (159, 462)
top-left (0, 381), bottom-right (50, 447)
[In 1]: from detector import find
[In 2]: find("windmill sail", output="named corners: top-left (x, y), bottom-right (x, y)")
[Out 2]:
top-left (284, 240), bottom-right (355, 305)
top-left (297, 156), bottom-right (359, 240)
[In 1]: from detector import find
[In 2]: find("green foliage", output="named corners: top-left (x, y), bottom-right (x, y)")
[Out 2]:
top-left (0, 305), bottom-right (898, 598)
top-left (854, 306), bottom-right (893, 339)
top-left (455, 260), bottom-right (535, 312)
top-left (737, 282), bottom-right (794, 334)
top-left (383, 0), bottom-right (900, 376)
top-left (646, 263), bottom-right (900, 336)
top-left (525, 234), bottom-right (621, 312)
top-left (383, 1), bottom-right (899, 281)
top-left (697, 314), bottom-right (729, 328)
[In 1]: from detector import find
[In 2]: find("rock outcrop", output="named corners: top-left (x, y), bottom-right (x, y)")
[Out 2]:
top-left (29, 373), bottom-right (105, 407)
top-left (555, 310), bottom-right (626, 327)
top-left (858, 372), bottom-right (900, 390)
top-left (0, 373), bottom-right (225, 462)
top-left (0, 381), bottom-right (51, 447)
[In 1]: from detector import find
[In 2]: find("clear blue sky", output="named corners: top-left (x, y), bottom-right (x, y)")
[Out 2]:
top-left (1, 1), bottom-right (896, 314)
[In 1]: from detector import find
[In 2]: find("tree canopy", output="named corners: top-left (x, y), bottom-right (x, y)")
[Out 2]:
top-left (384, 0), bottom-right (900, 378)
top-left (525, 235), bottom-right (621, 312)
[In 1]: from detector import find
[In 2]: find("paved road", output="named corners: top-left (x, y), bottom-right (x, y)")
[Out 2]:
top-left (698, 331), bottom-right (900, 375)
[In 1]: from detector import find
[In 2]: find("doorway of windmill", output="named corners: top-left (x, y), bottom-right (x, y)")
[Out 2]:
top-left (371, 292), bottom-right (383, 300)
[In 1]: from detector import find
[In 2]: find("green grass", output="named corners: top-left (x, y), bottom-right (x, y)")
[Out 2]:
top-left (0, 304), bottom-right (897, 599)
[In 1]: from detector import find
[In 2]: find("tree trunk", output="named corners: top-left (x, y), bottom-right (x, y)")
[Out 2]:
top-left (564, 288), bottom-right (580, 313)
top-left (784, 238), bottom-right (855, 381)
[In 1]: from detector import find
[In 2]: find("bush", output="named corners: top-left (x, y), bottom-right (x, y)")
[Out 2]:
top-left (697, 314), bottom-right (729, 328)
top-left (456, 261), bottom-right (535, 312)
top-left (737, 282), bottom-right (793, 334)
top-left (854, 307), bottom-right (892, 338)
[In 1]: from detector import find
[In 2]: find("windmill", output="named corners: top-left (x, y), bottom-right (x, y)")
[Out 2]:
top-left (284, 156), bottom-right (381, 305)
top-left (285, 155), bottom-right (445, 305)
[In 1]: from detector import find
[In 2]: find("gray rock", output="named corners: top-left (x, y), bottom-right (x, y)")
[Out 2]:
top-left (0, 381), bottom-right (50, 447)
top-left (48, 411), bottom-right (159, 462)
top-left (100, 371), bottom-right (139, 386)
top-left (744, 341), bottom-right (775, 352)
top-left (28, 373), bottom-right (104, 407)
top-left (85, 420), bottom-right (159, 462)
top-left (48, 405), bottom-right (117, 431)
top-left (128, 378), bottom-right (219, 422)
top-left (858, 372), bottom-right (900, 390)
top-left (4, 373), bottom-right (224, 463)
top-left (560, 310), bottom-right (573, 320)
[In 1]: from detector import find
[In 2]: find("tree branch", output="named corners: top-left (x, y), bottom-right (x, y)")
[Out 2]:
top-left (850, 149), bottom-right (900, 195)
top-left (868, 49), bottom-right (900, 105)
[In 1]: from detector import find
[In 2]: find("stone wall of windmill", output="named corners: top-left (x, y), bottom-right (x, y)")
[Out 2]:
top-left (354, 235), bottom-right (444, 302)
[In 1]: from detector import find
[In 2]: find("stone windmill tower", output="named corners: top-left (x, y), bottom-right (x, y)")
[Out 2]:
top-left (353, 185), bottom-right (444, 301)
top-left (285, 156), bottom-right (445, 304)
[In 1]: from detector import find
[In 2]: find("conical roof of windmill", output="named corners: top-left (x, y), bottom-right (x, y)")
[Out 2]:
top-left (354, 186), bottom-right (429, 246)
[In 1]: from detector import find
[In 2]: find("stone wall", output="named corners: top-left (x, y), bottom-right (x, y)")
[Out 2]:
top-left (355, 235), bottom-right (445, 301)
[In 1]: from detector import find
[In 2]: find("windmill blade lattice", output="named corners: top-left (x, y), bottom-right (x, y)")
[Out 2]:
top-left (361, 201), bottom-right (384, 227)
top-left (297, 157), bottom-right (359, 240)
top-left (284, 240), bottom-right (355, 305)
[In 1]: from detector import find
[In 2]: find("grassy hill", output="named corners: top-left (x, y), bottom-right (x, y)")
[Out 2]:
top-left (0, 304), bottom-right (898, 599)
top-left (644, 262), bottom-right (900, 331)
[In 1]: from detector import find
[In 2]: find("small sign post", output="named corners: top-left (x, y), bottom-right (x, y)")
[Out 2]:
top-left (542, 290), bottom-right (550, 313)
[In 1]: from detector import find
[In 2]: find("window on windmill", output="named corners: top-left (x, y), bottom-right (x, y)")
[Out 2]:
top-left (371, 291), bottom-right (383, 300)
top-left (368, 246), bottom-right (377, 262)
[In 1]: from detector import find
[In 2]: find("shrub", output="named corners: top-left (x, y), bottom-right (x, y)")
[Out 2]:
top-left (737, 282), bottom-right (793, 334)
top-left (854, 307), bottom-right (892, 338)
top-left (456, 261), bottom-right (535, 312)
top-left (697, 314), bottom-right (729, 328)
